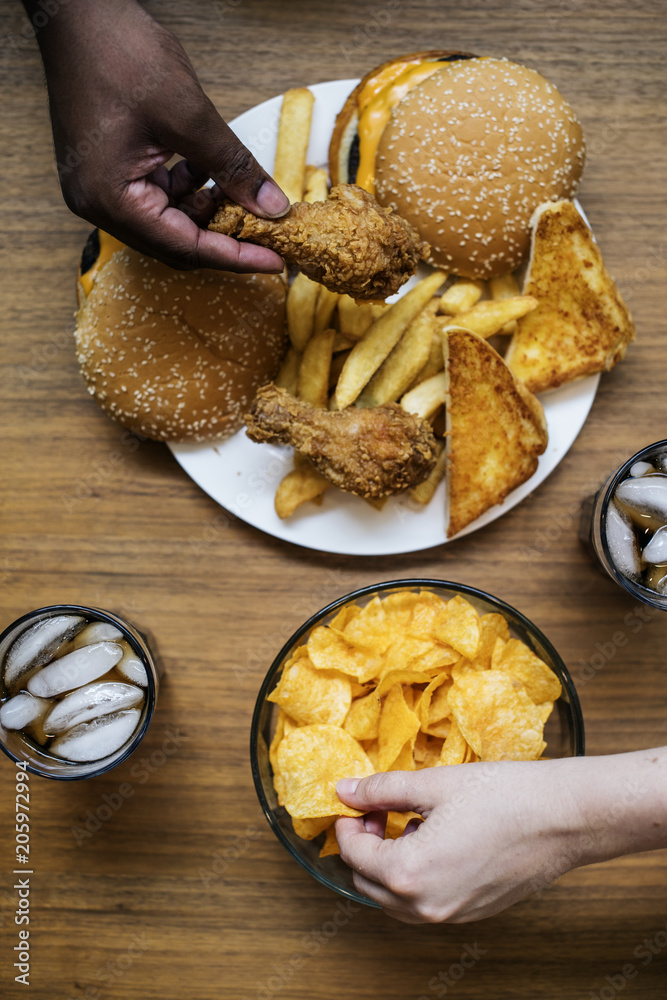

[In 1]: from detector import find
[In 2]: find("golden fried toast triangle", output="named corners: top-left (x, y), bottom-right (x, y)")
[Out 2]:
top-left (504, 199), bottom-right (635, 393)
top-left (444, 328), bottom-right (548, 538)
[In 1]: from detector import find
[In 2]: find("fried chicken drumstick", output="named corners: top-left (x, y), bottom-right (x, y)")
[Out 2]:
top-left (245, 384), bottom-right (437, 499)
top-left (209, 184), bottom-right (430, 301)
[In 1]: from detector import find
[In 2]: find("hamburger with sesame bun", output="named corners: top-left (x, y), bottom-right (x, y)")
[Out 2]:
top-left (330, 54), bottom-right (585, 279)
top-left (74, 230), bottom-right (287, 442)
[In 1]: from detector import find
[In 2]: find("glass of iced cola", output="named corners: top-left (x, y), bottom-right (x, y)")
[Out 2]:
top-left (0, 605), bottom-right (159, 778)
top-left (586, 441), bottom-right (667, 610)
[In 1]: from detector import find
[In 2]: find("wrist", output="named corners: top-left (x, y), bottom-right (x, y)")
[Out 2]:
top-left (565, 748), bottom-right (667, 868)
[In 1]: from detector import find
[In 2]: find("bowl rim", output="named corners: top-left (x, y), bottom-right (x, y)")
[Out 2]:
top-left (250, 577), bottom-right (585, 905)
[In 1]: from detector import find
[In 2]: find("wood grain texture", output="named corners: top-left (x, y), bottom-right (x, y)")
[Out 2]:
top-left (1, 1), bottom-right (667, 997)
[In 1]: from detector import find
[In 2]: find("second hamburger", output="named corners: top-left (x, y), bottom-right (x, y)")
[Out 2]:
top-left (330, 54), bottom-right (585, 279)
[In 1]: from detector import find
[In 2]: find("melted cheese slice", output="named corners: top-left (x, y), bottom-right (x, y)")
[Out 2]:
top-left (78, 230), bottom-right (125, 299)
top-left (356, 60), bottom-right (444, 195)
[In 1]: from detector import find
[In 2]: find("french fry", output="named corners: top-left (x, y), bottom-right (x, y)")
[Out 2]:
top-left (337, 296), bottom-right (387, 342)
top-left (335, 271), bottom-right (447, 410)
top-left (287, 272), bottom-right (319, 351)
top-left (489, 271), bottom-right (521, 334)
top-left (274, 346), bottom-right (301, 396)
top-left (275, 465), bottom-right (331, 519)
top-left (297, 327), bottom-right (336, 408)
top-left (303, 166), bottom-right (329, 203)
top-left (273, 88), bottom-right (315, 204)
top-left (333, 332), bottom-right (355, 353)
top-left (409, 441), bottom-right (447, 505)
top-left (439, 278), bottom-right (484, 315)
top-left (358, 300), bottom-right (438, 407)
top-left (400, 371), bottom-right (448, 420)
top-left (407, 332), bottom-right (445, 391)
top-left (489, 271), bottom-right (521, 301)
top-left (314, 286), bottom-right (339, 334)
top-left (439, 296), bottom-right (539, 339)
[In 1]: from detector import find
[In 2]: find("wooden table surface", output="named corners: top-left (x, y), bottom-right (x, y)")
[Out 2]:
top-left (1, 1), bottom-right (667, 996)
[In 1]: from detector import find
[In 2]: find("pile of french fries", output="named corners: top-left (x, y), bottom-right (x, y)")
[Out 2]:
top-left (262, 88), bottom-right (540, 519)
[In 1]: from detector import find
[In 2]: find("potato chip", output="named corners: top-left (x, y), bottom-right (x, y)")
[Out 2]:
top-left (277, 725), bottom-right (374, 818)
top-left (413, 731), bottom-right (444, 768)
top-left (343, 690), bottom-right (381, 741)
top-left (448, 670), bottom-right (547, 760)
top-left (432, 594), bottom-right (481, 660)
top-left (386, 810), bottom-right (422, 838)
top-left (269, 589), bottom-right (561, 850)
top-left (491, 638), bottom-right (562, 703)
top-left (293, 815), bottom-right (334, 841)
top-left (439, 718), bottom-right (468, 765)
top-left (473, 612), bottom-right (511, 669)
top-left (307, 625), bottom-right (381, 683)
top-left (378, 685), bottom-right (420, 771)
top-left (319, 823), bottom-right (341, 858)
top-left (268, 657), bottom-right (351, 726)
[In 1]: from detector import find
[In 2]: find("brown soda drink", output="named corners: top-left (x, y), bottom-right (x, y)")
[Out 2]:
top-left (585, 440), bottom-right (667, 611)
top-left (0, 606), bottom-right (159, 779)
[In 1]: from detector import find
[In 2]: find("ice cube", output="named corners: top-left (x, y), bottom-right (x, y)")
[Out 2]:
top-left (69, 621), bottom-right (125, 649)
top-left (27, 641), bottom-right (124, 698)
top-left (642, 525), bottom-right (667, 565)
top-left (0, 692), bottom-right (51, 731)
top-left (3, 615), bottom-right (85, 692)
top-left (605, 500), bottom-right (641, 581)
top-left (115, 647), bottom-right (148, 687)
top-left (49, 709), bottom-right (141, 762)
top-left (629, 461), bottom-right (654, 478)
top-left (654, 451), bottom-right (667, 474)
top-left (645, 564), bottom-right (667, 594)
top-left (615, 475), bottom-right (667, 522)
top-left (44, 681), bottom-right (144, 734)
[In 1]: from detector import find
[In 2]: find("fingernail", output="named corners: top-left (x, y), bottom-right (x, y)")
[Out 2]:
top-left (256, 179), bottom-right (290, 218)
top-left (336, 778), bottom-right (360, 797)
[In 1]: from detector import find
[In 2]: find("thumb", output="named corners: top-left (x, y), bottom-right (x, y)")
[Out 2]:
top-left (175, 98), bottom-right (290, 219)
top-left (337, 771), bottom-right (435, 816)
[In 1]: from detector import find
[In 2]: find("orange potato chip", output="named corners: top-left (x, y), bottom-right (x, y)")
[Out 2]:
top-left (385, 810), bottom-right (422, 839)
top-left (491, 638), bottom-right (562, 703)
top-left (413, 731), bottom-right (444, 768)
top-left (378, 685), bottom-right (420, 771)
top-left (432, 594), bottom-right (481, 660)
top-left (448, 670), bottom-right (547, 760)
top-left (474, 612), bottom-right (511, 669)
top-left (277, 724), bottom-right (374, 818)
top-left (344, 690), bottom-right (381, 741)
top-left (307, 625), bottom-right (381, 683)
top-left (293, 815), bottom-right (335, 841)
top-left (375, 668), bottom-right (432, 699)
top-left (269, 589), bottom-right (561, 851)
top-left (439, 718), bottom-right (468, 765)
top-left (268, 657), bottom-right (351, 726)
top-left (319, 823), bottom-right (341, 858)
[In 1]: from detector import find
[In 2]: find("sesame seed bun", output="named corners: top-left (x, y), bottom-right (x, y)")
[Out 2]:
top-left (375, 57), bottom-right (585, 279)
top-left (74, 246), bottom-right (287, 442)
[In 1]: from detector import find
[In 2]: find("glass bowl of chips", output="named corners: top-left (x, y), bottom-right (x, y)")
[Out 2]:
top-left (250, 579), bottom-right (584, 906)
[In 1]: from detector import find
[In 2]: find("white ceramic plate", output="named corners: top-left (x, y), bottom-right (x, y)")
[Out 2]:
top-left (169, 79), bottom-right (599, 556)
